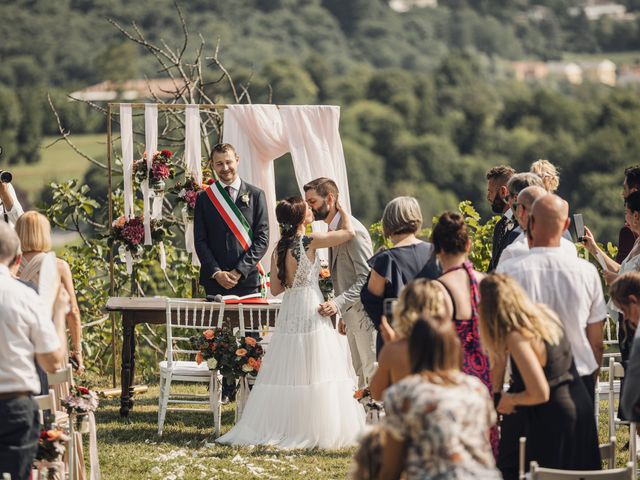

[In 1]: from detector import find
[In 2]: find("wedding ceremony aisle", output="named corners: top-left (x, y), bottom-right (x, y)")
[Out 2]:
top-left (93, 378), bottom-right (356, 479)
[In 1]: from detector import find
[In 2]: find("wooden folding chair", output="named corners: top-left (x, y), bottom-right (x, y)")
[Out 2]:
top-left (46, 365), bottom-right (76, 480)
top-left (529, 461), bottom-right (633, 479)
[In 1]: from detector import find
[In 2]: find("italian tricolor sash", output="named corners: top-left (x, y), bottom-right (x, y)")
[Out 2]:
top-left (205, 181), bottom-right (267, 292)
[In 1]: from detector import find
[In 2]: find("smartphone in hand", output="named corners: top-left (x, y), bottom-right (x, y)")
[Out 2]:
top-left (383, 298), bottom-right (397, 318)
top-left (573, 213), bottom-right (585, 242)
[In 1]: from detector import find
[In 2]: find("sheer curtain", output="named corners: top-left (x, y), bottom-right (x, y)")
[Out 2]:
top-left (222, 104), bottom-right (351, 274)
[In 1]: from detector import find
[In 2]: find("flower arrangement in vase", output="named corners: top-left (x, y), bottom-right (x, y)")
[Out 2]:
top-left (109, 215), bottom-right (170, 259)
top-left (171, 176), bottom-right (203, 221)
top-left (34, 428), bottom-right (69, 480)
top-left (61, 385), bottom-right (99, 432)
top-left (133, 149), bottom-right (175, 193)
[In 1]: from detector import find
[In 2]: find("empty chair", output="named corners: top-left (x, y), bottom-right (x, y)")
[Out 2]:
top-left (528, 461), bottom-right (633, 479)
top-left (158, 299), bottom-right (225, 436)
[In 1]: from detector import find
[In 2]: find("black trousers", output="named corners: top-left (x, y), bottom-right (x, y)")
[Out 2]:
top-left (0, 396), bottom-right (40, 480)
top-left (581, 374), bottom-right (596, 406)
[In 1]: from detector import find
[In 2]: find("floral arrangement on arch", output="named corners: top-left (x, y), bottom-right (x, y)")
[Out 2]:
top-left (171, 177), bottom-right (212, 221)
top-left (190, 325), bottom-right (264, 382)
top-left (319, 259), bottom-right (334, 301)
top-left (133, 149), bottom-right (175, 192)
top-left (109, 215), bottom-right (170, 257)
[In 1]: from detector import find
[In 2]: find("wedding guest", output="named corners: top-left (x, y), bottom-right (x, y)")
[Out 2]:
top-left (304, 177), bottom-right (377, 388)
top-left (486, 165), bottom-right (517, 271)
top-left (0, 177), bottom-right (24, 228)
top-left (498, 195), bottom-right (606, 402)
top-left (15, 211), bottom-right (84, 374)
top-left (369, 279), bottom-right (446, 400)
top-left (530, 159), bottom-right (560, 193)
top-left (609, 272), bottom-right (640, 420)
top-left (479, 274), bottom-right (601, 478)
top-left (361, 197), bottom-right (440, 354)
top-left (431, 211), bottom-right (499, 455)
top-left (379, 316), bottom-right (500, 480)
top-left (0, 221), bottom-right (66, 480)
top-left (498, 186), bottom-right (576, 267)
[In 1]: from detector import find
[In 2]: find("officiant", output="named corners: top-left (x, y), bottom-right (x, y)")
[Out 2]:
top-left (194, 143), bottom-right (270, 298)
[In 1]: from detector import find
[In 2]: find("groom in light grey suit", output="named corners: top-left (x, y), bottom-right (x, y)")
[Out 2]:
top-left (304, 178), bottom-right (377, 388)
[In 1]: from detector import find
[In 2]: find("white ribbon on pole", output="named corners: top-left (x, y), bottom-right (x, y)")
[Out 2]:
top-left (87, 411), bottom-right (102, 480)
top-left (120, 104), bottom-right (134, 219)
top-left (144, 104), bottom-right (158, 245)
top-left (184, 105), bottom-right (202, 266)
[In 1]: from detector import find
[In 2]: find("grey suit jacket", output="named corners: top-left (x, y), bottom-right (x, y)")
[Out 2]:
top-left (329, 215), bottom-right (373, 314)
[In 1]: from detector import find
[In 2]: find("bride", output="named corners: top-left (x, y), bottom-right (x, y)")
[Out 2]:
top-left (217, 196), bottom-right (366, 449)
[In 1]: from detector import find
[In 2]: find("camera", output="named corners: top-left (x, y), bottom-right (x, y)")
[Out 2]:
top-left (0, 171), bottom-right (12, 183)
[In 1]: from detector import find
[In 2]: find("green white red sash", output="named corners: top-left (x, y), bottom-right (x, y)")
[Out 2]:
top-left (205, 181), bottom-right (267, 293)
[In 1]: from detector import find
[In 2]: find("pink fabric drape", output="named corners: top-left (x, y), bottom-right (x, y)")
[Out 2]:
top-left (222, 105), bottom-right (351, 274)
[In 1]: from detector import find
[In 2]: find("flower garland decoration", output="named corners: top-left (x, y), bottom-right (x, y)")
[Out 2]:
top-left (133, 149), bottom-right (175, 192)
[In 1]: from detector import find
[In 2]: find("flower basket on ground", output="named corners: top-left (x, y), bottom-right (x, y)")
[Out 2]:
top-left (133, 149), bottom-right (175, 193)
top-left (34, 428), bottom-right (69, 480)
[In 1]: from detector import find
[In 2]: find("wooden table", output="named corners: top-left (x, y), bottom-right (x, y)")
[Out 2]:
top-left (105, 297), bottom-right (280, 417)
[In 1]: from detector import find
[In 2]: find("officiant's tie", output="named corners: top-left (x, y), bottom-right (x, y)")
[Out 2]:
top-left (225, 185), bottom-right (234, 201)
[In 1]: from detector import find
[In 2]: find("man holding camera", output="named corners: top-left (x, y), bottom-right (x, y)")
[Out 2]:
top-left (0, 171), bottom-right (23, 228)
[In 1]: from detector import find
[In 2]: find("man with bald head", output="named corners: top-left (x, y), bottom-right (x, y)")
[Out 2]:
top-left (498, 187), bottom-right (576, 267)
top-left (499, 194), bottom-right (606, 401)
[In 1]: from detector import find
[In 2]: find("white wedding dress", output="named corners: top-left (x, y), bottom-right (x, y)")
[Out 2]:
top-left (217, 236), bottom-right (366, 449)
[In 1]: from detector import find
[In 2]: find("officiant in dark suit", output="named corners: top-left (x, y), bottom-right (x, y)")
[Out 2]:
top-left (194, 143), bottom-right (269, 297)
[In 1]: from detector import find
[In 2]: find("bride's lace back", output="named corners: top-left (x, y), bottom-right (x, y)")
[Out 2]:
top-left (289, 235), bottom-right (320, 289)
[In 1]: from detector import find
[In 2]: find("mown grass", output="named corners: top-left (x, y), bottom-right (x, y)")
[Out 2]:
top-left (91, 381), bottom-right (354, 480)
top-left (14, 134), bottom-right (105, 204)
top-left (83, 378), bottom-right (636, 479)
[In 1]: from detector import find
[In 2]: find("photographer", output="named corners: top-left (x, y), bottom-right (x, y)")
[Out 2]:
top-left (0, 171), bottom-right (24, 228)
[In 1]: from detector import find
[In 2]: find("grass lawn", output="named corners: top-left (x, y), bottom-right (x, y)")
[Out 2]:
top-left (85, 377), bottom-right (638, 480)
top-left (13, 134), bottom-right (105, 204)
top-left (92, 381), bottom-right (354, 480)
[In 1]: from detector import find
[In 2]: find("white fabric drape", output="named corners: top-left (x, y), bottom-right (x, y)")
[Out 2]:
top-left (119, 104), bottom-right (134, 219)
top-left (143, 104), bottom-right (158, 245)
top-left (279, 105), bottom-right (351, 213)
top-left (184, 105), bottom-right (202, 266)
top-left (223, 105), bottom-right (351, 274)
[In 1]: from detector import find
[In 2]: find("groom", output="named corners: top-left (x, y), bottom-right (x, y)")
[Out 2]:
top-left (194, 143), bottom-right (269, 297)
top-left (304, 178), bottom-right (377, 388)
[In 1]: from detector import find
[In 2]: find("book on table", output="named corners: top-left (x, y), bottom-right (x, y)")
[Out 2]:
top-left (221, 293), bottom-right (267, 304)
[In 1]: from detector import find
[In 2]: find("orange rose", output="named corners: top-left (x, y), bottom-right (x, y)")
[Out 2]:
top-left (203, 329), bottom-right (215, 340)
top-left (46, 430), bottom-right (62, 441)
top-left (244, 337), bottom-right (257, 347)
top-left (354, 389), bottom-right (365, 400)
top-left (235, 348), bottom-right (247, 357)
top-left (195, 352), bottom-right (203, 365)
top-left (247, 357), bottom-right (258, 369)
top-left (319, 268), bottom-right (330, 279)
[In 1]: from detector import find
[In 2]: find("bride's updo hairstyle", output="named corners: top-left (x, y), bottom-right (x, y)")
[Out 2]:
top-left (275, 196), bottom-right (307, 286)
top-left (431, 212), bottom-right (468, 255)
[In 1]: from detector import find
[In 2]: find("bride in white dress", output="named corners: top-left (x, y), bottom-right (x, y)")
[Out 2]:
top-left (217, 196), bottom-right (366, 449)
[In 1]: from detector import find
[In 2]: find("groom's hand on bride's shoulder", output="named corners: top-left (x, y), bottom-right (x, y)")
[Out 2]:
top-left (318, 300), bottom-right (338, 317)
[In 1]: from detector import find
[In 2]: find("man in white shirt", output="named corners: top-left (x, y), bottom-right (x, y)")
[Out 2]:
top-left (498, 186), bottom-right (577, 267)
top-left (498, 194), bottom-right (606, 401)
top-left (0, 180), bottom-right (24, 228)
top-left (0, 222), bottom-right (65, 480)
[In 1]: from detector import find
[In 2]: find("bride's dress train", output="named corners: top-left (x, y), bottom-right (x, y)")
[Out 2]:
top-left (217, 237), bottom-right (366, 449)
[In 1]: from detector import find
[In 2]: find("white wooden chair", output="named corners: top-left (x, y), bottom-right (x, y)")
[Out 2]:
top-left (519, 436), bottom-right (625, 479)
top-left (33, 389), bottom-right (56, 425)
top-left (528, 462), bottom-right (634, 479)
top-left (158, 299), bottom-right (225, 436)
top-left (46, 365), bottom-right (76, 480)
top-left (609, 357), bottom-right (627, 438)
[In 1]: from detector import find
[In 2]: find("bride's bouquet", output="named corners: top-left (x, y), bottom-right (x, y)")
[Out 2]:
top-left (319, 259), bottom-right (334, 301)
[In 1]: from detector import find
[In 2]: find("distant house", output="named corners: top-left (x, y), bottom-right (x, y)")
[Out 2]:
top-left (617, 65), bottom-right (640, 85)
top-left (389, 0), bottom-right (437, 13)
top-left (579, 59), bottom-right (616, 86)
top-left (568, 2), bottom-right (633, 21)
top-left (511, 62), bottom-right (549, 82)
top-left (70, 79), bottom-right (187, 102)
top-left (547, 62), bottom-right (583, 84)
